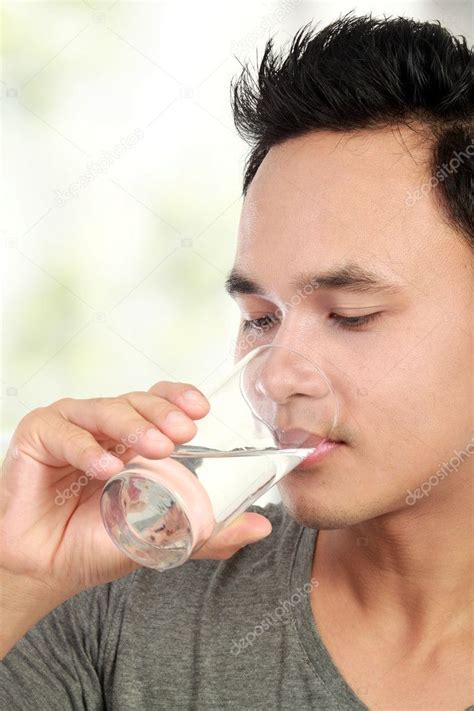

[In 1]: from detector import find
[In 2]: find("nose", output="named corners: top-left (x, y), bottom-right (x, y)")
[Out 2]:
top-left (241, 344), bottom-right (338, 444)
top-left (254, 345), bottom-right (331, 403)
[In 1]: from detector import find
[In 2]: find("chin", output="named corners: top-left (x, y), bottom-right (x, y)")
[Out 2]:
top-left (277, 476), bottom-right (392, 530)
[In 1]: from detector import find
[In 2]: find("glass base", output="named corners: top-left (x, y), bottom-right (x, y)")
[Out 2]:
top-left (101, 474), bottom-right (194, 571)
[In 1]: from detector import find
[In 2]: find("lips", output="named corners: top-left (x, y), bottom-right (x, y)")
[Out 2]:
top-left (275, 427), bottom-right (345, 470)
top-left (297, 439), bottom-right (342, 469)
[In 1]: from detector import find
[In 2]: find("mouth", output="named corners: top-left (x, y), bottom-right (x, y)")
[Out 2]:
top-left (297, 439), bottom-right (343, 469)
top-left (275, 428), bottom-right (345, 469)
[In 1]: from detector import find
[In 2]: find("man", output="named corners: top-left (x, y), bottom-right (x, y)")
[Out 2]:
top-left (1, 14), bottom-right (472, 710)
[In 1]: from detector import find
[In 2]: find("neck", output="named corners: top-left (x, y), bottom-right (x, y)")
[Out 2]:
top-left (312, 467), bottom-right (473, 644)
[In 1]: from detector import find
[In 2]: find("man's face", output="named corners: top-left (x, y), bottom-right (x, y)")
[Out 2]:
top-left (229, 128), bottom-right (472, 529)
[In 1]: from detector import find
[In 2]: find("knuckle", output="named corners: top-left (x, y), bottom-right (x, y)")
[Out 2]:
top-left (79, 444), bottom-right (103, 468)
top-left (80, 442), bottom-right (100, 458)
top-left (21, 405), bottom-right (47, 423)
top-left (64, 428), bottom-right (89, 448)
top-left (51, 418), bottom-right (71, 440)
top-left (102, 398), bottom-right (126, 410)
top-left (92, 395), bottom-right (131, 410)
top-left (15, 406), bottom-right (49, 437)
top-left (89, 396), bottom-right (108, 408)
top-left (121, 391), bottom-right (147, 405)
top-left (97, 399), bottom-right (150, 433)
top-left (97, 398), bottom-right (128, 423)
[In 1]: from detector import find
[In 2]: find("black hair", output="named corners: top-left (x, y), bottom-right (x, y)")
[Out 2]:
top-left (231, 14), bottom-right (473, 244)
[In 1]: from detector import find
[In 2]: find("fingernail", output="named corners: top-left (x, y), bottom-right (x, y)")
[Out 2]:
top-left (181, 390), bottom-right (207, 406)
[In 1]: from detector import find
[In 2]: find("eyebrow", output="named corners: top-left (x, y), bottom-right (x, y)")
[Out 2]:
top-left (224, 264), bottom-right (402, 297)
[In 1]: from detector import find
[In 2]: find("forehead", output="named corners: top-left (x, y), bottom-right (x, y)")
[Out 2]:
top-left (235, 128), bottom-right (446, 280)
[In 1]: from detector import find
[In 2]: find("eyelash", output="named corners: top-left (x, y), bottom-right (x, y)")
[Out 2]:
top-left (330, 312), bottom-right (382, 329)
top-left (241, 312), bottom-right (382, 332)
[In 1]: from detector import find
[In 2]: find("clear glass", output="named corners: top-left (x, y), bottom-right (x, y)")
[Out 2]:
top-left (101, 345), bottom-right (338, 570)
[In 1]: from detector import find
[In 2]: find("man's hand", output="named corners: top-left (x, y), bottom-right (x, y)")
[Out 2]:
top-left (0, 382), bottom-right (272, 656)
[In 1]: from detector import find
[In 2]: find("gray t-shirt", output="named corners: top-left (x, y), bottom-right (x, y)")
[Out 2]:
top-left (1, 502), bottom-right (467, 710)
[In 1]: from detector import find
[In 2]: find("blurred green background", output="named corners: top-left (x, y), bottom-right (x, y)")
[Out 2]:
top-left (2, 0), bottom-right (470, 459)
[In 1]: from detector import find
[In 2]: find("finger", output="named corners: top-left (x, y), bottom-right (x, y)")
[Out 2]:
top-left (55, 394), bottom-right (203, 451)
top-left (15, 408), bottom-right (124, 479)
top-left (147, 381), bottom-right (210, 418)
top-left (94, 437), bottom-right (140, 466)
top-left (52, 397), bottom-right (178, 458)
top-left (191, 513), bottom-right (272, 560)
top-left (121, 391), bottom-right (203, 443)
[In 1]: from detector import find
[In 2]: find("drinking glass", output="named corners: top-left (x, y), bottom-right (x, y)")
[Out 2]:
top-left (101, 344), bottom-right (338, 570)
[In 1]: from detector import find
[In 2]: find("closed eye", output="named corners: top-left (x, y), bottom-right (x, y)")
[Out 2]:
top-left (329, 312), bottom-right (383, 329)
top-left (241, 311), bottom-right (383, 333)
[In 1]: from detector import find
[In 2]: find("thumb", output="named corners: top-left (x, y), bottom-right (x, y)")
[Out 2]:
top-left (223, 512), bottom-right (273, 544)
top-left (190, 512), bottom-right (273, 560)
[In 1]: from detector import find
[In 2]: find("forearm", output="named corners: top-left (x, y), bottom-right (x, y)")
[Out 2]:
top-left (0, 569), bottom-right (66, 659)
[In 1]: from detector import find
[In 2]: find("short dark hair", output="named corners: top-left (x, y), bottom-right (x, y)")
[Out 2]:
top-left (231, 14), bottom-right (473, 244)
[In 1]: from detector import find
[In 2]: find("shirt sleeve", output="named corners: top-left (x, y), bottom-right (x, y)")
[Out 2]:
top-left (0, 571), bottom-right (137, 711)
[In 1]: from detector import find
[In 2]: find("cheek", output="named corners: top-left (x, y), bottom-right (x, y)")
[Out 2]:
top-left (415, 321), bottom-right (473, 450)
top-left (352, 322), bottom-right (472, 467)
